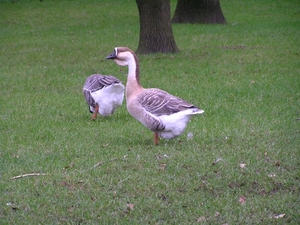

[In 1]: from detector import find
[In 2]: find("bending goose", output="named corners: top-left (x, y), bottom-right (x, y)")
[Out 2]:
top-left (106, 47), bottom-right (204, 145)
top-left (83, 74), bottom-right (125, 120)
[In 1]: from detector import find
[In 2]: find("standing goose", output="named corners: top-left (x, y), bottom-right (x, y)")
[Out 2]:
top-left (83, 74), bottom-right (125, 120)
top-left (106, 47), bottom-right (204, 145)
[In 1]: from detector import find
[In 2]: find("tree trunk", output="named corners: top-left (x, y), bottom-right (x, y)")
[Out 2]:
top-left (172, 0), bottom-right (227, 24)
top-left (136, 0), bottom-right (179, 54)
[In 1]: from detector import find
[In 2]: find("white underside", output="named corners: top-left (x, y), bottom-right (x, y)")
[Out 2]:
top-left (157, 109), bottom-right (204, 139)
top-left (90, 84), bottom-right (125, 116)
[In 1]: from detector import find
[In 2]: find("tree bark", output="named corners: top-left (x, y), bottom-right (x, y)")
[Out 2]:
top-left (136, 0), bottom-right (179, 54)
top-left (172, 0), bottom-right (227, 24)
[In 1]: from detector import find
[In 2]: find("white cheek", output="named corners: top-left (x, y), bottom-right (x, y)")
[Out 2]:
top-left (115, 59), bottom-right (127, 66)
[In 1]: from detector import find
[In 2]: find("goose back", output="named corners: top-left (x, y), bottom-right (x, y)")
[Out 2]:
top-left (83, 74), bottom-right (125, 116)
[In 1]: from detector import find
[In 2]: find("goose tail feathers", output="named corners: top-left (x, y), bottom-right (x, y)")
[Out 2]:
top-left (190, 108), bottom-right (204, 115)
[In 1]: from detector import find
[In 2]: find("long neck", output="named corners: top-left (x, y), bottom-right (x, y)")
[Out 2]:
top-left (126, 54), bottom-right (143, 98)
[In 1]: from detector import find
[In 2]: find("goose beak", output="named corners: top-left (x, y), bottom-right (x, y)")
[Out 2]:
top-left (106, 51), bottom-right (116, 60)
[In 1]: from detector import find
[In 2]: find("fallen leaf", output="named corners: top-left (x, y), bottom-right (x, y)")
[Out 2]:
top-left (212, 158), bottom-right (223, 165)
top-left (12, 151), bottom-right (20, 158)
top-left (239, 163), bottom-right (246, 168)
top-left (196, 216), bottom-right (207, 222)
top-left (272, 214), bottom-right (285, 219)
top-left (159, 164), bottom-right (167, 170)
top-left (126, 203), bottom-right (134, 211)
top-left (239, 195), bottom-right (246, 205)
top-left (155, 154), bottom-right (162, 160)
top-left (92, 161), bottom-right (103, 168)
top-left (156, 154), bottom-right (169, 160)
top-left (67, 206), bottom-right (74, 212)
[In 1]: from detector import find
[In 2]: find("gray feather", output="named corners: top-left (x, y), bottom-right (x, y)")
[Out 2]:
top-left (137, 88), bottom-right (198, 117)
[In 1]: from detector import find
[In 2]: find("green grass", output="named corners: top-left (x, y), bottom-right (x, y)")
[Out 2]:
top-left (0, 0), bottom-right (299, 224)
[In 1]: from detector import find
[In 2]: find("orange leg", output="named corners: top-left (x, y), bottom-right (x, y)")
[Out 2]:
top-left (91, 104), bottom-right (99, 120)
top-left (154, 132), bottom-right (159, 145)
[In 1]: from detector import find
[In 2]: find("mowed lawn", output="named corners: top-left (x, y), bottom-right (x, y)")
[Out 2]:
top-left (0, 0), bottom-right (299, 224)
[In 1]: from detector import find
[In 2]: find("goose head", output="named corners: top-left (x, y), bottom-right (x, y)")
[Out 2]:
top-left (106, 47), bottom-right (136, 67)
top-left (106, 47), bottom-right (141, 86)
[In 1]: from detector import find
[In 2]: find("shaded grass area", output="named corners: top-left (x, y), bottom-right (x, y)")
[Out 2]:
top-left (0, 0), bottom-right (299, 224)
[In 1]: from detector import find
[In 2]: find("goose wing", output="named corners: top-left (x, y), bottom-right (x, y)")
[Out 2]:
top-left (137, 88), bottom-right (197, 117)
top-left (83, 74), bottom-right (122, 108)
top-left (83, 74), bottom-right (121, 92)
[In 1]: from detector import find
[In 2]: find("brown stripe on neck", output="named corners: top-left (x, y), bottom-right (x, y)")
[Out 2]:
top-left (124, 47), bottom-right (141, 86)
top-left (132, 51), bottom-right (141, 86)
top-left (117, 47), bottom-right (141, 86)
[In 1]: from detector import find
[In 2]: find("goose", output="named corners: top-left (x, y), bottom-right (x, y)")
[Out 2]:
top-left (83, 74), bottom-right (125, 120)
top-left (106, 47), bottom-right (204, 145)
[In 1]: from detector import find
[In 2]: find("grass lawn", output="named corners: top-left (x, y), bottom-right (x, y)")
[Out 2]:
top-left (0, 0), bottom-right (299, 224)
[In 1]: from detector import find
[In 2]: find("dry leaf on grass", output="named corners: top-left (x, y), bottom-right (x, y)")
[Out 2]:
top-left (271, 214), bottom-right (285, 219)
top-left (239, 195), bottom-right (246, 205)
top-left (126, 203), bottom-right (134, 211)
top-left (196, 216), bottom-right (207, 222)
top-left (212, 158), bottom-right (223, 165)
top-left (156, 154), bottom-right (169, 160)
top-left (159, 163), bottom-right (167, 170)
top-left (239, 163), bottom-right (246, 168)
top-left (123, 203), bottom-right (134, 215)
top-left (67, 206), bottom-right (74, 212)
top-left (264, 151), bottom-right (268, 156)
